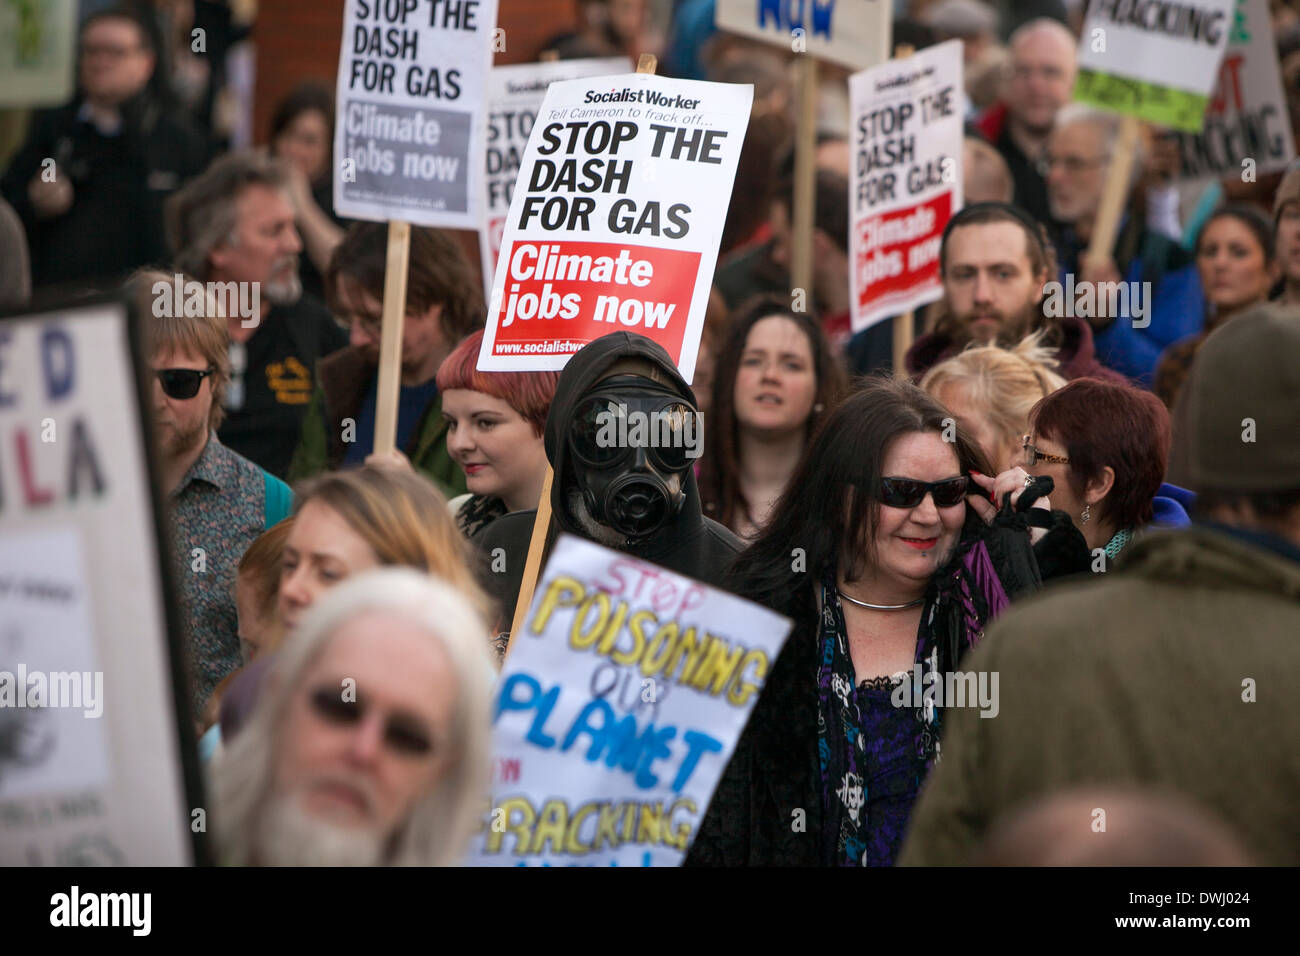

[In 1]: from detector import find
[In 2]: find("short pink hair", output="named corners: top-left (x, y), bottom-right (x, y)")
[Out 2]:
top-left (435, 330), bottom-right (560, 436)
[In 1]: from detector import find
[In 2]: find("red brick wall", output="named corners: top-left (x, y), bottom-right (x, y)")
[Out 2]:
top-left (253, 0), bottom-right (578, 145)
top-left (253, 0), bottom-right (578, 291)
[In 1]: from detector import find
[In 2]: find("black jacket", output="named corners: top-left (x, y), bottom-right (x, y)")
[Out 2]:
top-left (0, 90), bottom-right (207, 291)
top-left (474, 332), bottom-right (743, 627)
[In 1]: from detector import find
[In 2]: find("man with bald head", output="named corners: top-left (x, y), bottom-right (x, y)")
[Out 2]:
top-left (973, 18), bottom-right (1078, 229)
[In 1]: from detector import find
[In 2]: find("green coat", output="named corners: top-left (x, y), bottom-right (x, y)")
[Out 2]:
top-left (286, 346), bottom-right (467, 499)
top-left (899, 526), bottom-right (1300, 866)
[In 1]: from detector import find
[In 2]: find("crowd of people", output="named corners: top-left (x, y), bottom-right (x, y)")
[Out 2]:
top-left (2, 1), bottom-right (1299, 867)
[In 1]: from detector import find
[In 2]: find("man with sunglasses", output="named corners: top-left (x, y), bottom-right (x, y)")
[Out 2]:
top-left (132, 270), bottom-right (292, 720)
top-left (474, 332), bottom-right (743, 630)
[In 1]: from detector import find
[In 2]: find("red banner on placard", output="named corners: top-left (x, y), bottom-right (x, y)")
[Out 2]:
top-left (485, 239), bottom-right (700, 360)
top-left (854, 191), bottom-right (950, 315)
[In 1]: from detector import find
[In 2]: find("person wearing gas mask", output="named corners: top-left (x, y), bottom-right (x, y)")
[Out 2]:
top-left (474, 332), bottom-right (743, 631)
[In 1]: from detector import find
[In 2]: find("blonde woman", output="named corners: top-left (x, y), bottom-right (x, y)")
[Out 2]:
top-left (218, 466), bottom-right (497, 748)
top-left (920, 333), bottom-right (1067, 473)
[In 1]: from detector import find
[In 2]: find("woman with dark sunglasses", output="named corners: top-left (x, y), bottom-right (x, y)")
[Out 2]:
top-left (686, 376), bottom-right (1054, 867)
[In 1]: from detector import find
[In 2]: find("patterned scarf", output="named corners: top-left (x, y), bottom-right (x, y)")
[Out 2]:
top-left (816, 540), bottom-right (1010, 866)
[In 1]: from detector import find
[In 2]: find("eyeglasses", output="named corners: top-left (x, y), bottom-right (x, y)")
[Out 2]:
top-left (1023, 435), bottom-right (1070, 468)
top-left (154, 367), bottom-right (216, 400)
top-left (309, 686), bottom-right (433, 757)
top-left (1036, 154), bottom-right (1106, 177)
top-left (879, 476), bottom-right (969, 509)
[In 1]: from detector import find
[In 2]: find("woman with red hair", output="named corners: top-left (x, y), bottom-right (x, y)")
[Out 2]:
top-left (436, 330), bottom-right (560, 538)
top-left (1024, 378), bottom-right (1193, 564)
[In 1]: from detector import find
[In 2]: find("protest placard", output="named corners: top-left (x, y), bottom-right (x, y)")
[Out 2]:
top-left (481, 58), bottom-right (632, 293)
top-left (1075, 0), bottom-right (1236, 131)
top-left (476, 71), bottom-right (752, 383)
top-left (467, 534), bottom-right (791, 866)
top-left (1174, 0), bottom-right (1295, 181)
top-left (849, 40), bottom-right (964, 334)
top-left (0, 297), bottom-right (201, 865)
top-left (714, 0), bottom-right (890, 71)
top-left (0, 0), bottom-right (75, 107)
top-left (333, 0), bottom-right (499, 229)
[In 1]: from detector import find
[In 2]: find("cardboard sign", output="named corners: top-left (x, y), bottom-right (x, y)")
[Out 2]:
top-left (333, 0), bottom-right (500, 229)
top-left (467, 535), bottom-right (791, 866)
top-left (481, 58), bottom-right (632, 293)
top-left (0, 298), bottom-right (200, 865)
top-left (849, 40), bottom-right (964, 332)
top-left (1174, 0), bottom-right (1295, 180)
top-left (714, 0), bottom-right (890, 72)
top-left (476, 73), bottom-right (752, 382)
top-left (0, 0), bottom-right (76, 107)
top-left (1075, 0), bottom-right (1235, 131)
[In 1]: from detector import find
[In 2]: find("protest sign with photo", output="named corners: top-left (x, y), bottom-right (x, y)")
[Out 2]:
top-left (481, 57), bottom-right (632, 293)
top-left (0, 298), bottom-right (200, 865)
top-left (467, 534), bottom-right (791, 866)
top-left (1074, 0), bottom-right (1235, 131)
top-left (849, 40), bottom-right (964, 333)
top-left (333, 0), bottom-right (499, 229)
top-left (714, 0), bottom-right (890, 71)
top-left (1173, 0), bottom-right (1295, 181)
top-left (476, 72), bottom-right (751, 382)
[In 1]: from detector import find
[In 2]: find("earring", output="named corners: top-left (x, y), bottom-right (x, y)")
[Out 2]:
top-left (1081, 504), bottom-right (1091, 524)
top-left (813, 403), bottom-right (824, 413)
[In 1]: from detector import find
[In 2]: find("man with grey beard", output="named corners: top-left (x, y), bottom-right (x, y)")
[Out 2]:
top-left (210, 569), bottom-right (493, 867)
top-left (167, 151), bottom-right (348, 478)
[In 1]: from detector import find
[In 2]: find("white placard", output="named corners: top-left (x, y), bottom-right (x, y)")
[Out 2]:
top-left (849, 40), bottom-right (964, 332)
top-left (476, 73), bottom-right (752, 382)
top-left (0, 300), bottom-right (196, 865)
top-left (333, 0), bottom-right (500, 229)
top-left (467, 535), bottom-right (791, 866)
top-left (481, 58), bottom-right (633, 295)
top-left (714, 0), bottom-right (891, 72)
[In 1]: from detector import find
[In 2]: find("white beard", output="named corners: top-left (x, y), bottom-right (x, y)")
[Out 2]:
top-left (264, 268), bottom-right (302, 306)
top-left (254, 794), bottom-right (388, 867)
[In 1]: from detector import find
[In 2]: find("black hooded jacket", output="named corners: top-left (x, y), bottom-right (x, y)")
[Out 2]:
top-left (473, 332), bottom-right (743, 627)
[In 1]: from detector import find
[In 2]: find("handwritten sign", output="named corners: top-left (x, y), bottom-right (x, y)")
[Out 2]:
top-left (467, 534), bottom-right (791, 866)
top-left (1174, 0), bottom-right (1295, 180)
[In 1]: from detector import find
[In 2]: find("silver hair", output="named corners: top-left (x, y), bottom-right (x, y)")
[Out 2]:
top-left (1052, 103), bottom-right (1148, 182)
top-left (209, 567), bottom-right (495, 867)
top-left (166, 150), bottom-right (293, 281)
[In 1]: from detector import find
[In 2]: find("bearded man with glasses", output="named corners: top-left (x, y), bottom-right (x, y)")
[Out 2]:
top-left (129, 269), bottom-right (293, 722)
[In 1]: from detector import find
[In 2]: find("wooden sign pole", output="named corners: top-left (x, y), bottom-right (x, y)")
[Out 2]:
top-left (1083, 113), bottom-right (1141, 274)
top-left (890, 43), bottom-right (916, 379)
top-left (503, 53), bottom-right (661, 660)
top-left (373, 219), bottom-right (411, 456)
top-left (791, 53), bottom-right (818, 302)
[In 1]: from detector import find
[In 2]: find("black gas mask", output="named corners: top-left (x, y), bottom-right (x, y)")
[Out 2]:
top-left (567, 374), bottom-right (701, 540)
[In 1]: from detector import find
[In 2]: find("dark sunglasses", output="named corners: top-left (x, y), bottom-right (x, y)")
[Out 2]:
top-left (569, 395), bottom-right (698, 472)
top-left (309, 686), bottom-right (434, 757)
top-left (154, 366), bottom-right (216, 400)
top-left (879, 476), bottom-right (970, 509)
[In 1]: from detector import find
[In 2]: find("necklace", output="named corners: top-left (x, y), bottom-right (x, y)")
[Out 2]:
top-left (836, 587), bottom-right (924, 611)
